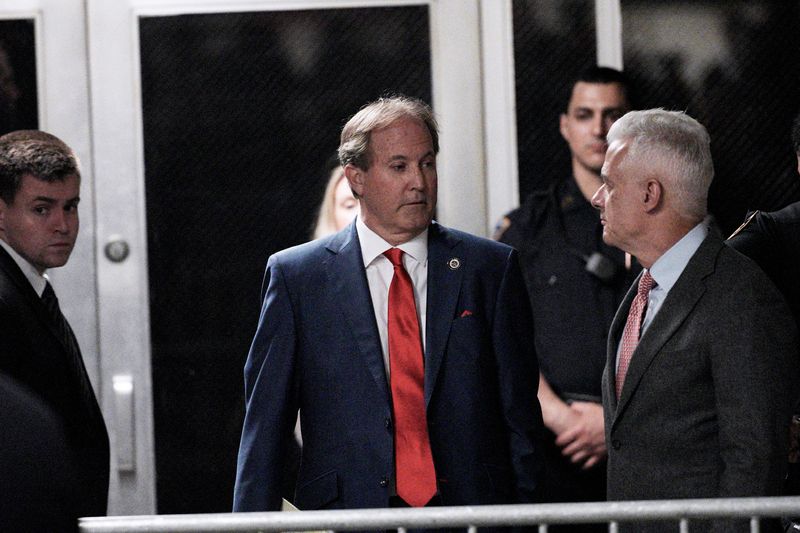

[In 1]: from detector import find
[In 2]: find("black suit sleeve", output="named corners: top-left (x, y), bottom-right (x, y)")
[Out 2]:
top-left (492, 248), bottom-right (543, 502)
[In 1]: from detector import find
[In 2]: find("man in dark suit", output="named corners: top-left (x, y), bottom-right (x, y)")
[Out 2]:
top-left (0, 130), bottom-right (109, 517)
top-left (0, 373), bottom-right (80, 532)
top-left (591, 110), bottom-right (797, 532)
top-left (234, 96), bottom-right (542, 512)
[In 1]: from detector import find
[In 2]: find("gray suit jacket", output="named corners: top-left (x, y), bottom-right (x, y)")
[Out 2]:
top-left (603, 233), bottom-right (797, 532)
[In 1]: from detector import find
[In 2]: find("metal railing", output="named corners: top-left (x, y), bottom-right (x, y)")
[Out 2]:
top-left (79, 496), bottom-right (800, 532)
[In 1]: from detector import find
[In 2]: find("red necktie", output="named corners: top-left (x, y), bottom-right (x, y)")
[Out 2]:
top-left (616, 271), bottom-right (656, 399)
top-left (383, 248), bottom-right (437, 507)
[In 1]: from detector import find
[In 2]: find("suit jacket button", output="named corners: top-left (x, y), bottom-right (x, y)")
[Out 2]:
top-left (385, 418), bottom-right (392, 430)
top-left (379, 478), bottom-right (389, 488)
top-left (612, 439), bottom-right (621, 450)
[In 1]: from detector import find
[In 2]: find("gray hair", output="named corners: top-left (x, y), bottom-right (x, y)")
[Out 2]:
top-left (338, 95), bottom-right (439, 170)
top-left (607, 109), bottom-right (713, 222)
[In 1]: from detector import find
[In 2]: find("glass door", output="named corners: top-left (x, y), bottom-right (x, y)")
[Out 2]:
top-left (88, 0), bottom-right (484, 514)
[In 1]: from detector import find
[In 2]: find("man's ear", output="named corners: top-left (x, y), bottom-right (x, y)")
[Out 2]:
top-left (344, 164), bottom-right (364, 198)
top-left (0, 198), bottom-right (7, 231)
top-left (642, 179), bottom-right (662, 213)
top-left (559, 113), bottom-right (570, 143)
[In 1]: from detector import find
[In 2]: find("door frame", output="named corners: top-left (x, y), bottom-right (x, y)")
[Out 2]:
top-left (86, 0), bottom-right (488, 514)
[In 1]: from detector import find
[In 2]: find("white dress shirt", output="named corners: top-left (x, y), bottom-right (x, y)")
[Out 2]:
top-left (356, 216), bottom-right (428, 377)
top-left (0, 238), bottom-right (48, 296)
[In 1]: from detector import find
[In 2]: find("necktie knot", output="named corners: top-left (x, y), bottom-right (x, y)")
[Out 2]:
top-left (638, 271), bottom-right (656, 296)
top-left (43, 280), bottom-right (55, 299)
top-left (384, 248), bottom-right (404, 267)
top-left (42, 282), bottom-right (59, 312)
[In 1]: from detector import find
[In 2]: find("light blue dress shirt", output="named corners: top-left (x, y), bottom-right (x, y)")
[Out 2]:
top-left (615, 221), bottom-right (709, 370)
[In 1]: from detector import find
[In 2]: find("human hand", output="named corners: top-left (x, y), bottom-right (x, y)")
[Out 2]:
top-left (554, 401), bottom-right (607, 469)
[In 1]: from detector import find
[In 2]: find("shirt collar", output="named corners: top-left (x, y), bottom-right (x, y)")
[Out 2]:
top-left (355, 216), bottom-right (429, 268)
top-left (0, 238), bottom-right (49, 296)
top-left (649, 221), bottom-right (708, 292)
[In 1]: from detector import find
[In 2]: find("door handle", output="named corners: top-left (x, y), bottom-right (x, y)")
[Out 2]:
top-left (112, 374), bottom-right (136, 472)
top-left (104, 236), bottom-right (130, 263)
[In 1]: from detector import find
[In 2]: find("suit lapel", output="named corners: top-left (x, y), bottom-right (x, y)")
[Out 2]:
top-left (0, 245), bottom-right (105, 424)
top-left (326, 223), bottom-right (390, 400)
top-left (0, 246), bottom-right (71, 354)
top-left (0, 245), bottom-right (40, 302)
top-left (612, 234), bottom-right (721, 425)
top-left (423, 223), bottom-right (463, 407)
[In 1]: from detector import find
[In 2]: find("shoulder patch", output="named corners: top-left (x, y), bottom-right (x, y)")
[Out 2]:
top-left (727, 210), bottom-right (760, 240)
top-left (492, 216), bottom-right (512, 241)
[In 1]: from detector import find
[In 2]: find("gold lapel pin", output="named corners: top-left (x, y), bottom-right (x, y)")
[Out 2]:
top-left (448, 257), bottom-right (461, 270)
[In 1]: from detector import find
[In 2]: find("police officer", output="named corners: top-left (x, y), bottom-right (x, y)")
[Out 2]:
top-left (728, 111), bottom-right (800, 330)
top-left (498, 67), bottom-right (638, 522)
top-left (728, 112), bottom-right (800, 533)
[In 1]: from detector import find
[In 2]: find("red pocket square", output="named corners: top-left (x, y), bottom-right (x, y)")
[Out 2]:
top-left (460, 310), bottom-right (473, 318)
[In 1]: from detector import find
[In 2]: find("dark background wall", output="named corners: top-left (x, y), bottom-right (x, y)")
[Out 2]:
top-left (0, 19), bottom-right (38, 133)
top-left (513, 0), bottom-right (800, 236)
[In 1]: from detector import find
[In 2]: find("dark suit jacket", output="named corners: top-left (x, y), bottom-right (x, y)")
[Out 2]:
top-left (0, 373), bottom-right (80, 532)
top-left (602, 233), bottom-right (797, 532)
top-left (234, 221), bottom-right (542, 511)
top-left (727, 202), bottom-right (800, 330)
top-left (0, 246), bottom-right (109, 518)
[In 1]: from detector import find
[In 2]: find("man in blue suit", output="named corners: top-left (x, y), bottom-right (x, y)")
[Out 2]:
top-left (234, 95), bottom-right (542, 512)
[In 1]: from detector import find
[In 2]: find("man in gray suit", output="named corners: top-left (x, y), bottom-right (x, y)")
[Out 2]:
top-left (591, 109), bottom-right (797, 532)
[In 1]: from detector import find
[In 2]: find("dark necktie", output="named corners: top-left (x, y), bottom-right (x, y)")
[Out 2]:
top-left (41, 282), bottom-right (95, 403)
top-left (616, 271), bottom-right (656, 399)
top-left (383, 248), bottom-right (437, 507)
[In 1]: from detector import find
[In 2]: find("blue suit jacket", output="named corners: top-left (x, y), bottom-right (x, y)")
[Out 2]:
top-left (234, 221), bottom-right (542, 511)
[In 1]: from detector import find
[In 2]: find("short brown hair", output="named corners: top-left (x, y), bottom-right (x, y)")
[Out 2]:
top-left (0, 130), bottom-right (80, 204)
top-left (338, 95), bottom-right (438, 170)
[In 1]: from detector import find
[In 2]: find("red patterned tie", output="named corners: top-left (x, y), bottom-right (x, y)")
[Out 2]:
top-left (384, 248), bottom-right (437, 507)
top-left (616, 271), bottom-right (656, 399)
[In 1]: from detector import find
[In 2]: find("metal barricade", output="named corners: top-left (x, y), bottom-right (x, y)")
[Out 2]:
top-left (79, 497), bottom-right (800, 532)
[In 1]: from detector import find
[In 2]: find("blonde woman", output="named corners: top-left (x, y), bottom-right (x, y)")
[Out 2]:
top-left (312, 165), bottom-right (358, 239)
